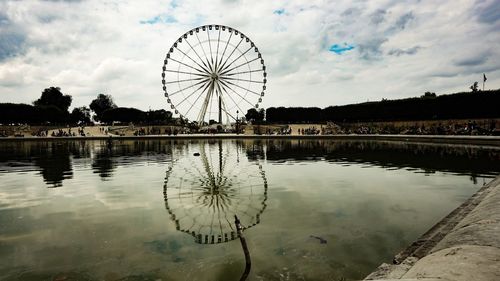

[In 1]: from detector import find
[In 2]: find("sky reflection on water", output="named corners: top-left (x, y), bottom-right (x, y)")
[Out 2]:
top-left (0, 139), bottom-right (498, 281)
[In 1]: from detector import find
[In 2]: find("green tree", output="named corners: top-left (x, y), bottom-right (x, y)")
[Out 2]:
top-left (89, 94), bottom-right (117, 121)
top-left (245, 108), bottom-right (265, 123)
top-left (146, 109), bottom-right (173, 124)
top-left (33, 87), bottom-right (72, 112)
top-left (70, 106), bottom-right (92, 124)
top-left (100, 107), bottom-right (146, 124)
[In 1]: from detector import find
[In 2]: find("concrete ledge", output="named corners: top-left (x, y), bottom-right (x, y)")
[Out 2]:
top-left (432, 177), bottom-right (500, 252)
top-left (403, 245), bottom-right (500, 281)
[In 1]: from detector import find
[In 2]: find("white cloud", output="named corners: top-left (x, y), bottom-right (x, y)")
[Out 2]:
top-left (0, 0), bottom-right (498, 117)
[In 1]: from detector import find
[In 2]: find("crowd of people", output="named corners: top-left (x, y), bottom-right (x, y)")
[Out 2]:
top-left (252, 120), bottom-right (498, 136)
top-left (49, 127), bottom-right (88, 137)
top-left (264, 127), bottom-right (292, 135)
top-left (1, 120), bottom-right (498, 137)
top-left (50, 129), bottom-right (75, 137)
top-left (339, 120), bottom-right (498, 136)
top-left (299, 127), bottom-right (321, 135)
top-left (133, 127), bottom-right (185, 136)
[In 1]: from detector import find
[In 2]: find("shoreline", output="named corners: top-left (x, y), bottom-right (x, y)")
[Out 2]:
top-left (1, 134), bottom-right (499, 147)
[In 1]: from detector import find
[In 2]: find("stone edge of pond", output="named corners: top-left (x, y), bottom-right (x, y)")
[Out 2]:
top-left (363, 175), bottom-right (500, 281)
top-left (1, 134), bottom-right (499, 147)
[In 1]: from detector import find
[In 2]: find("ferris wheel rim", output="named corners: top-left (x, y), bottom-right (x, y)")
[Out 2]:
top-left (161, 24), bottom-right (267, 124)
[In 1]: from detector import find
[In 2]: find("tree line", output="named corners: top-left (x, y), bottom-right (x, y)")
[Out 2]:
top-left (265, 89), bottom-right (500, 123)
top-left (1, 87), bottom-right (498, 126)
top-left (0, 87), bottom-right (173, 125)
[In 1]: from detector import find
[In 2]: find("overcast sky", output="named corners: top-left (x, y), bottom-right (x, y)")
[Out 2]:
top-left (0, 0), bottom-right (499, 113)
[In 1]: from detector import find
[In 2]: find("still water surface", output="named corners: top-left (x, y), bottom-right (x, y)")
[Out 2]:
top-left (0, 139), bottom-right (498, 281)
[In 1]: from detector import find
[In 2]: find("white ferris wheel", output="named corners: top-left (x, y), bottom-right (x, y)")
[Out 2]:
top-left (162, 24), bottom-right (267, 125)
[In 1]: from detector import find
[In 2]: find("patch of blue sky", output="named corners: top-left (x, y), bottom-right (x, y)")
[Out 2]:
top-left (273, 8), bottom-right (285, 15)
top-left (0, 32), bottom-right (26, 62)
top-left (140, 15), bottom-right (177, 25)
top-left (170, 0), bottom-right (178, 9)
top-left (329, 43), bottom-right (355, 54)
top-left (192, 14), bottom-right (205, 27)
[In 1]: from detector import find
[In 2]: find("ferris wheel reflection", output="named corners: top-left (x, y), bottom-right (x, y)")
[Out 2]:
top-left (163, 140), bottom-right (268, 244)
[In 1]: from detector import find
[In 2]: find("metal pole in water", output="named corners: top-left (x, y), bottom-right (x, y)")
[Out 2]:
top-left (235, 215), bottom-right (251, 281)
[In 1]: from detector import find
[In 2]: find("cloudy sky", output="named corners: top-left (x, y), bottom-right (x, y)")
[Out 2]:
top-left (0, 0), bottom-right (499, 113)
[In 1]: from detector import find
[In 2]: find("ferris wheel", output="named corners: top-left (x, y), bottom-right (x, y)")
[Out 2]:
top-left (161, 24), bottom-right (267, 125)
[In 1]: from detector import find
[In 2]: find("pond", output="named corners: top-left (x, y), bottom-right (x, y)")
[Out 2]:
top-left (0, 139), bottom-right (498, 281)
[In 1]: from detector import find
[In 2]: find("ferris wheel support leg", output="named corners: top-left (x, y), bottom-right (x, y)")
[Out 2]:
top-left (198, 81), bottom-right (214, 125)
top-left (219, 94), bottom-right (232, 126)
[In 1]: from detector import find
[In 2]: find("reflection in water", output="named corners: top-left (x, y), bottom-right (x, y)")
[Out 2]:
top-left (0, 140), bottom-right (497, 187)
top-left (32, 143), bottom-right (73, 187)
top-left (164, 140), bottom-right (268, 244)
top-left (0, 140), bottom-right (175, 186)
top-left (0, 141), bottom-right (90, 187)
top-left (256, 140), bottom-right (500, 180)
top-left (92, 147), bottom-right (115, 179)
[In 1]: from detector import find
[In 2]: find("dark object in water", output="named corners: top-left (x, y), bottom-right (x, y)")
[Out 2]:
top-left (310, 235), bottom-right (327, 244)
top-left (106, 136), bottom-right (113, 149)
top-left (193, 152), bottom-right (200, 156)
top-left (235, 215), bottom-right (251, 281)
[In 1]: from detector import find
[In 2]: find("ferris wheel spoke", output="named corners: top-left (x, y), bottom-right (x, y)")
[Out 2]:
top-left (206, 29), bottom-right (214, 65)
top-left (169, 78), bottom-right (210, 97)
top-left (175, 47), bottom-right (211, 74)
top-left (219, 46), bottom-right (253, 74)
top-left (176, 79), bottom-right (211, 106)
top-left (221, 77), bottom-right (264, 84)
top-left (217, 80), bottom-right (248, 114)
top-left (185, 38), bottom-right (211, 71)
top-left (195, 31), bottom-right (213, 72)
top-left (218, 37), bottom-right (244, 73)
top-left (218, 32), bottom-right (233, 69)
top-left (164, 77), bottom-right (207, 85)
top-left (164, 69), bottom-right (209, 77)
top-left (214, 28), bottom-right (221, 72)
top-left (220, 68), bottom-right (263, 77)
top-left (169, 57), bottom-right (207, 75)
top-left (185, 81), bottom-right (213, 116)
top-left (219, 56), bottom-right (261, 76)
top-left (221, 79), bottom-right (262, 97)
